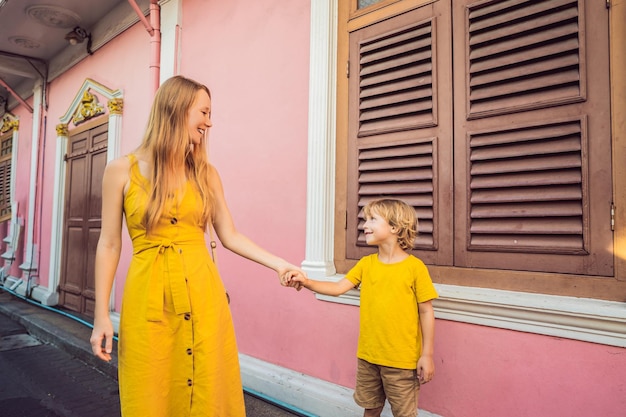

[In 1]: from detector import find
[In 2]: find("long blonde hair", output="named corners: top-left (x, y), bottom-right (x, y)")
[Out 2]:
top-left (138, 75), bottom-right (213, 234)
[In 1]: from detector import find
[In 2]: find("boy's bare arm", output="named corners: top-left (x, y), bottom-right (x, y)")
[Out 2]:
top-left (417, 300), bottom-right (436, 383)
top-left (289, 273), bottom-right (355, 296)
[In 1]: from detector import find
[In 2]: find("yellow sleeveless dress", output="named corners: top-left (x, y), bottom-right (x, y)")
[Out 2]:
top-left (118, 154), bottom-right (245, 417)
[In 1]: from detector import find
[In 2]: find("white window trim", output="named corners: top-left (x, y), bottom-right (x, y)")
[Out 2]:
top-left (302, 0), bottom-right (626, 349)
top-left (315, 280), bottom-right (626, 348)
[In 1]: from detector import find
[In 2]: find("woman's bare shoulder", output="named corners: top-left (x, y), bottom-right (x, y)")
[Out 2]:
top-left (105, 155), bottom-right (132, 173)
top-left (102, 155), bottom-right (134, 190)
top-left (207, 163), bottom-right (225, 194)
top-left (208, 162), bottom-right (221, 180)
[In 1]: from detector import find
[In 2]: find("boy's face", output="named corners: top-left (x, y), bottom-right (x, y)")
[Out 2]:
top-left (363, 211), bottom-right (397, 246)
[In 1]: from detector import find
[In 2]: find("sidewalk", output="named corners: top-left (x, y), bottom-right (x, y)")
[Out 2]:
top-left (0, 292), bottom-right (120, 417)
top-left (0, 290), bottom-right (118, 379)
top-left (0, 289), bottom-right (302, 417)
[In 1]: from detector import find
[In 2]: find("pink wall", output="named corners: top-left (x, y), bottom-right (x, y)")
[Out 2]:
top-left (179, 0), bottom-right (321, 371)
top-left (175, 6), bottom-right (626, 416)
top-left (174, 10), bottom-right (626, 417)
top-left (37, 23), bottom-right (151, 298)
top-left (421, 320), bottom-right (626, 417)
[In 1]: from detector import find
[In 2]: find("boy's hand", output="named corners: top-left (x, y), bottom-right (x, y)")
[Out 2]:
top-left (281, 270), bottom-right (306, 291)
top-left (417, 355), bottom-right (435, 384)
top-left (288, 270), bottom-right (309, 290)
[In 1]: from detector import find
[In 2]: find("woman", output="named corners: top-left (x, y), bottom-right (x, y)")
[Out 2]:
top-left (89, 75), bottom-right (302, 416)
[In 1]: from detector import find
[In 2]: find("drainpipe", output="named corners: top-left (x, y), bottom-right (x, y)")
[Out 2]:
top-left (127, 0), bottom-right (161, 94)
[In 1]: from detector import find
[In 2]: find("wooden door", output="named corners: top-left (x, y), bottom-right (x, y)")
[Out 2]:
top-left (59, 123), bottom-right (108, 316)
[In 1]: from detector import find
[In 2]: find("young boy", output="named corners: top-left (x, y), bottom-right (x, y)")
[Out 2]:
top-left (291, 198), bottom-right (438, 417)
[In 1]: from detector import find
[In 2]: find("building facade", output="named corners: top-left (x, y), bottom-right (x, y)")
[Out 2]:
top-left (1, 1), bottom-right (624, 416)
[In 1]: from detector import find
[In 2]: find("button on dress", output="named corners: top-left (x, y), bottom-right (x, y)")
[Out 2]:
top-left (118, 154), bottom-right (245, 416)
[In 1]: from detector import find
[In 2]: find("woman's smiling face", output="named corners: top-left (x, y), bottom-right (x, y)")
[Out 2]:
top-left (187, 89), bottom-right (212, 145)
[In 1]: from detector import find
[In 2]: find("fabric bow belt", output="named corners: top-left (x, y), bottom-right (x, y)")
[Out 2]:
top-left (135, 238), bottom-right (203, 322)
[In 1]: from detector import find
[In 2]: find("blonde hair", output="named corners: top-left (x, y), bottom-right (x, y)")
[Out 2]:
top-left (138, 75), bottom-right (213, 234)
top-left (363, 198), bottom-right (418, 250)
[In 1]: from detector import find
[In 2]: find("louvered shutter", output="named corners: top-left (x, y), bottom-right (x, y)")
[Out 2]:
top-left (467, 0), bottom-right (586, 117)
top-left (453, 0), bottom-right (613, 275)
top-left (0, 135), bottom-right (12, 222)
top-left (347, 3), bottom-right (453, 264)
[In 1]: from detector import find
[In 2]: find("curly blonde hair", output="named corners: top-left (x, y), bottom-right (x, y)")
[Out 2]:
top-left (363, 198), bottom-right (418, 250)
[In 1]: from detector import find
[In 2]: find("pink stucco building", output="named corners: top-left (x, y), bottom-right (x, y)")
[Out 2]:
top-left (1, 1), bottom-right (624, 416)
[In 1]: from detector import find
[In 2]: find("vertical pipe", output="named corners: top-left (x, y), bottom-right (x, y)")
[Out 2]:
top-left (150, 0), bottom-right (161, 94)
top-left (127, 0), bottom-right (161, 95)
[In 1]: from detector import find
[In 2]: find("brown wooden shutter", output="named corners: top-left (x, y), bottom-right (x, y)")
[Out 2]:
top-left (0, 135), bottom-right (12, 222)
top-left (453, 0), bottom-right (613, 275)
top-left (466, 0), bottom-right (586, 118)
top-left (347, 2), bottom-right (453, 265)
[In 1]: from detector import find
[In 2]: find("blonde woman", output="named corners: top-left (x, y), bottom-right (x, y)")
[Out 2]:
top-left (90, 75), bottom-right (303, 416)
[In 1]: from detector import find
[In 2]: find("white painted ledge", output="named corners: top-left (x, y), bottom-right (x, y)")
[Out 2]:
top-left (240, 353), bottom-right (441, 417)
top-left (315, 277), bottom-right (626, 348)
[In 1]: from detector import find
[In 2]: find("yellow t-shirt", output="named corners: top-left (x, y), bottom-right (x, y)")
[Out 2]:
top-left (345, 253), bottom-right (438, 369)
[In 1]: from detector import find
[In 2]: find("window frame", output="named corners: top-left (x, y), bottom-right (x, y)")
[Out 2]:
top-left (0, 132), bottom-right (12, 222)
top-left (0, 114), bottom-right (19, 225)
top-left (300, 0), bottom-right (626, 348)
top-left (338, 0), bottom-right (622, 298)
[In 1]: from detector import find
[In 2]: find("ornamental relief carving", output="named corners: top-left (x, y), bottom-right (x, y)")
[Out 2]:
top-left (72, 90), bottom-right (105, 125)
top-left (56, 123), bottom-right (69, 136)
top-left (107, 98), bottom-right (124, 115)
top-left (1, 115), bottom-right (18, 134)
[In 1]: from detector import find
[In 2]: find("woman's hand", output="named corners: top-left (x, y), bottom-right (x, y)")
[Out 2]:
top-left (278, 265), bottom-right (306, 291)
top-left (90, 316), bottom-right (114, 362)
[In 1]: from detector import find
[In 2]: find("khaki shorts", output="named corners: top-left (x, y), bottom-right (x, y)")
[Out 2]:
top-left (353, 358), bottom-right (420, 417)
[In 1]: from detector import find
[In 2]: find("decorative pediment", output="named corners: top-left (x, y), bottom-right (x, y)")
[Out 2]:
top-left (72, 90), bottom-right (104, 125)
top-left (59, 78), bottom-right (123, 126)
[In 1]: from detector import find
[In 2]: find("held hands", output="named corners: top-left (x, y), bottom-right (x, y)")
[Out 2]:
top-left (277, 265), bottom-right (307, 291)
top-left (90, 316), bottom-right (114, 362)
top-left (286, 270), bottom-right (308, 290)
